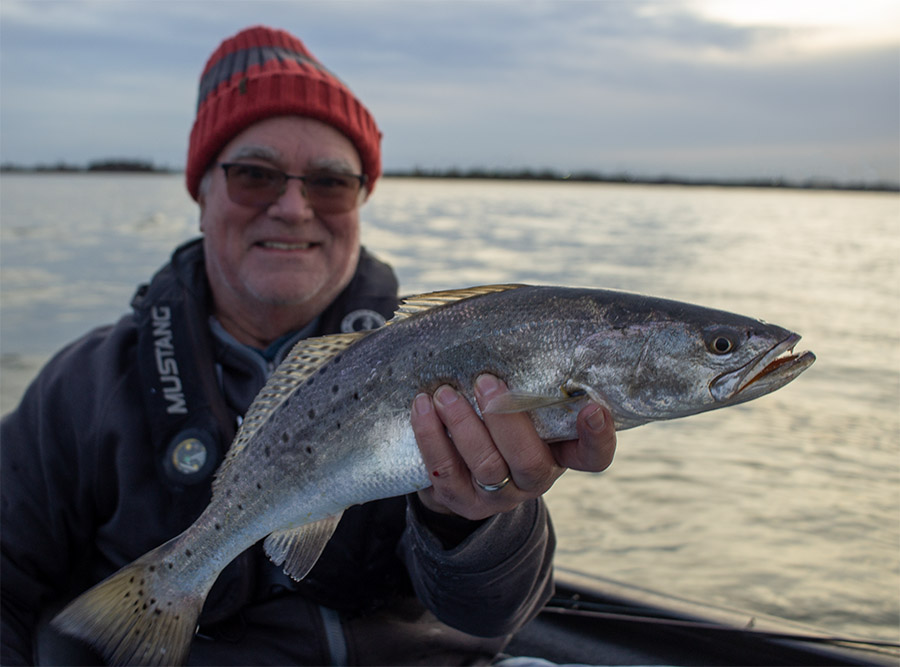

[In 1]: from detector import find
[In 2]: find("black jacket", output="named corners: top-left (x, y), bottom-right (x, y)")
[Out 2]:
top-left (1, 239), bottom-right (555, 665)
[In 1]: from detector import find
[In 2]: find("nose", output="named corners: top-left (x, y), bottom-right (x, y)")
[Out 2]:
top-left (267, 178), bottom-right (314, 221)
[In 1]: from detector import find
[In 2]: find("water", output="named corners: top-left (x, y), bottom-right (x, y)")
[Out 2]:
top-left (1, 174), bottom-right (898, 642)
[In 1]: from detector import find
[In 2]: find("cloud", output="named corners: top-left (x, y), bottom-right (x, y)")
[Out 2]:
top-left (1, 0), bottom-right (897, 183)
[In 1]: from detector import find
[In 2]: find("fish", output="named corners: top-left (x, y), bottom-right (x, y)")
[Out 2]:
top-left (52, 284), bottom-right (815, 665)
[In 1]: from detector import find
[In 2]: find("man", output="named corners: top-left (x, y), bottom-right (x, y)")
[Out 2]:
top-left (1, 26), bottom-right (616, 665)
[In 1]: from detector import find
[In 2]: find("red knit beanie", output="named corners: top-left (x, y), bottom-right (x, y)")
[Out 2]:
top-left (186, 26), bottom-right (382, 201)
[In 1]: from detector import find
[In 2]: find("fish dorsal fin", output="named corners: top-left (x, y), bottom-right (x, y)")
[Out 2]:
top-left (213, 332), bottom-right (367, 494)
top-left (389, 284), bottom-right (523, 322)
top-left (264, 513), bottom-right (343, 581)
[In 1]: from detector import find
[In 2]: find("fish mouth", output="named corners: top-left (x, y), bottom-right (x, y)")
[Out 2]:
top-left (710, 334), bottom-right (816, 403)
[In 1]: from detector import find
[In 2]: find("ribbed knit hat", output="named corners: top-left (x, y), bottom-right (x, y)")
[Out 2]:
top-left (186, 26), bottom-right (382, 201)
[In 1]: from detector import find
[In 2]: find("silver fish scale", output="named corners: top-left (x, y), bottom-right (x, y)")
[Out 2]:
top-left (216, 288), bottom-right (590, 519)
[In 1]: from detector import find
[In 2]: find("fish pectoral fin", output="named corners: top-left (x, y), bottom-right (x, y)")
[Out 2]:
top-left (263, 514), bottom-right (343, 582)
top-left (483, 391), bottom-right (577, 414)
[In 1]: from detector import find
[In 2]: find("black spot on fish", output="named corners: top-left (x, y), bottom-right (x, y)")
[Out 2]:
top-left (154, 609), bottom-right (162, 616)
top-left (308, 409), bottom-right (316, 420)
top-left (332, 384), bottom-right (339, 394)
top-left (281, 432), bottom-right (289, 443)
top-left (353, 392), bottom-right (360, 401)
top-left (306, 377), bottom-right (315, 387)
top-left (256, 482), bottom-right (262, 490)
top-left (215, 523), bottom-right (221, 530)
top-left (185, 550), bottom-right (192, 558)
top-left (238, 504), bottom-right (244, 510)
top-left (167, 563), bottom-right (173, 569)
top-left (335, 422), bottom-right (341, 430)
top-left (148, 566), bottom-right (155, 572)
top-left (306, 446), bottom-right (313, 454)
top-left (334, 355), bottom-right (343, 364)
top-left (264, 445), bottom-right (271, 457)
top-left (387, 367), bottom-right (393, 377)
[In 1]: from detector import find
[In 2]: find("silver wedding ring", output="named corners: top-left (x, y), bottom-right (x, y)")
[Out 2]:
top-left (475, 475), bottom-right (511, 492)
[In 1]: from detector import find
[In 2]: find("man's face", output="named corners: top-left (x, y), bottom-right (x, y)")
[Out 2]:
top-left (199, 116), bottom-right (364, 337)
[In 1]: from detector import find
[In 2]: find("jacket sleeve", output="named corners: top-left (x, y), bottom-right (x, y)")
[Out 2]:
top-left (0, 325), bottom-right (131, 665)
top-left (399, 495), bottom-right (555, 638)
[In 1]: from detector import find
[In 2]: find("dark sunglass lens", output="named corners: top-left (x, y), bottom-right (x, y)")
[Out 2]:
top-left (306, 173), bottom-right (355, 189)
top-left (224, 164), bottom-right (283, 207)
top-left (305, 172), bottom-right (360, 212)
top-left (230, 164), bottom-right (279, 188)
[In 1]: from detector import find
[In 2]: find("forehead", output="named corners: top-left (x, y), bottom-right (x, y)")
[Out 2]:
top-left (219, 116), bottom-right (361, 171)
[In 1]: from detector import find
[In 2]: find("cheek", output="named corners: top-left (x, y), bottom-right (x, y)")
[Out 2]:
top-left (337, 215), bottom-right (361, 243)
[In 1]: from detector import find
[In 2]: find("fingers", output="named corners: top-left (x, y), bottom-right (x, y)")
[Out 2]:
top-left (412, 384), bottom-right (522, 519)
top-left (472, 375), bottom-right (563, 493)
top-left (550, 404), bottom-right (617, 472)
top-left (411, 375), bottom-right (610, 520)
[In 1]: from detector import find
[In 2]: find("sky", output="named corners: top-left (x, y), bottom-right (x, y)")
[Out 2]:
top-left (1, 0), bottom-right (898, 185)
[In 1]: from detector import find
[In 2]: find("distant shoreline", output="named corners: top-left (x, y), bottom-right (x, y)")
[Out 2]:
top-left (2, 161), bottom-right (897, 193)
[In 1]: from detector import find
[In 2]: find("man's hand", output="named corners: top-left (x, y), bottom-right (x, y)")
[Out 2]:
top-left (411, 374), bottom-right (617, 520)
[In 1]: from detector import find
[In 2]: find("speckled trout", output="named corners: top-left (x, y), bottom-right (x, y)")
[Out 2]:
top-left (53, 284), bottom-right (814, 665)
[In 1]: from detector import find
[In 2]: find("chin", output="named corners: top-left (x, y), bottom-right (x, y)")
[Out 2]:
top-left (250, 281), bottom-right (336, 309)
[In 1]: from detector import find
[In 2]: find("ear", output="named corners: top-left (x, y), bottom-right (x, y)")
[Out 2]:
top-left (197, 189), bottom-right (208, 232)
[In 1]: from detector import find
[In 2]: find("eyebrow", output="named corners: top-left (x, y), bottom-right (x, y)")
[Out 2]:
top-left (226, 145), bottom-right (283, 162)
top-left (226, 146), bottom-right (359, 174)
top-left (307, 157), bottom-right (359, 174)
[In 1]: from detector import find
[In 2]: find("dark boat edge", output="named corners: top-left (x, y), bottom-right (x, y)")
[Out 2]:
top-left (506, 567), bottom-right (900, 666)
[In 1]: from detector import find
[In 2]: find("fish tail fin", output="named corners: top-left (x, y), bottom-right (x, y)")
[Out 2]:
top-left (52, 540), bottom-right (203, 666)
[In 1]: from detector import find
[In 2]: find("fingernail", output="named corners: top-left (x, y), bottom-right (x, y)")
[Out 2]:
top-left (434, 385), bottom-right (459, 407)
top-left (475, 374), bottom-right (501, 397)
top-left (585, 405), bottom-right (606, 432)
top-left (413, 393), bottom-right (433, 416)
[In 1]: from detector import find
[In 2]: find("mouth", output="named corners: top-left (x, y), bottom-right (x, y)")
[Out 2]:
top-left (255, 240), bottom-right (316, 251)
top-left (710, 334), bottom-right (816, 403)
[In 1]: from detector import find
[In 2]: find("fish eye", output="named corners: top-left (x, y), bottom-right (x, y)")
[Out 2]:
top-left (708, 335), bottom-right (736, 355)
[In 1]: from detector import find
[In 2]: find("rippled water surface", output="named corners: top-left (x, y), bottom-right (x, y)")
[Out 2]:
top-left (1, 174), bottom-right (898, 641)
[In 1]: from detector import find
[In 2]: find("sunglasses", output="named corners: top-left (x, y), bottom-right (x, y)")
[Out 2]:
top-left (219, 162), bottom-right (367, 214)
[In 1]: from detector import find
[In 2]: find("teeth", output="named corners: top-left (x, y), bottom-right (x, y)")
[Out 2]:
top-left (260, 241), bottom-right (312, 250)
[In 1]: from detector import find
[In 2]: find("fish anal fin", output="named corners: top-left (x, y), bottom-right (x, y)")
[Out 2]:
top-left (263, 514), bottom-right (343, 582)
top-left (390, 284), bottom-right (523, 322)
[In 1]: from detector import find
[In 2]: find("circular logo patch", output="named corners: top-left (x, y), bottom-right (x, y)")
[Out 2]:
top-left (171, 437), bottom-right (208, 474)
top-left (340, 309), bottom-right (387, 333)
